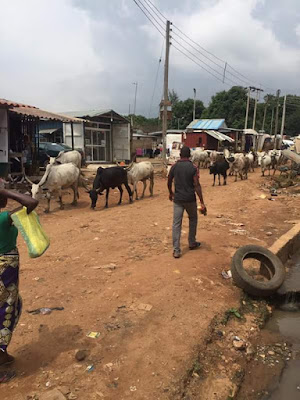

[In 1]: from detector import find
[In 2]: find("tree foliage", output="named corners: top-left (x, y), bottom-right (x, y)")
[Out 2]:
top-left (126, 87), bottom-right (300, 136)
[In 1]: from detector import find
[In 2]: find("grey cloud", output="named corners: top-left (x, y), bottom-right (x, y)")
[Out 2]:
top-left (0, 0), bottom-right (299, 118)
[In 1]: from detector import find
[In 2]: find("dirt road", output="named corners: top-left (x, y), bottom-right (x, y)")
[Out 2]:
top-left (1, 168), bottom-right (299, 400)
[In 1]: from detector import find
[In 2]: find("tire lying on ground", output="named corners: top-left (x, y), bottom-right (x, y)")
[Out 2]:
top-left (231, 245), bottom-right (286, 297)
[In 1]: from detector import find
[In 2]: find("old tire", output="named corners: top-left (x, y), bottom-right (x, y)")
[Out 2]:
top-left (231, 245), bottom-right (285, 297)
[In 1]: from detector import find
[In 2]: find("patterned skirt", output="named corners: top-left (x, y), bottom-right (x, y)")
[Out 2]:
top-left (0, 249), bottom-right (22, 351)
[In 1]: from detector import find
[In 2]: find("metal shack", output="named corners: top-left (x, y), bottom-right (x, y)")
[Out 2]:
top-left (62, 110), bottom-right (131, 163)
top-left (184, 119), bottom-right (234, 150)
top-left (0, 98), bottom-right (80, 177)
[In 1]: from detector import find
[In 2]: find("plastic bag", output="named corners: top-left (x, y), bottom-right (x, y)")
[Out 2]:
top-left (11, 207), bottom-right (50, 258)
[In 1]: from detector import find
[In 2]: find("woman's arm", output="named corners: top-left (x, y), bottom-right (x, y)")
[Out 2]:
top-left (0, 189), bottom-right (38, 214)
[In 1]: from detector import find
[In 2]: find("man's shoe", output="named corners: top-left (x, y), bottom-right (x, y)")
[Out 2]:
top-left (189, 242), bottom-right (201, 250)
top-left (173, 250), bottom-right (181, 258)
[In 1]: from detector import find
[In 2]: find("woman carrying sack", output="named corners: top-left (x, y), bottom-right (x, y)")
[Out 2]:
top-left (0, 182), bottom-right (38, 366)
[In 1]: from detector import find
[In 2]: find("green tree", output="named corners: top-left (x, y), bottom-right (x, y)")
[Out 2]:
top-left (170, 98), bottom-right (205, 129)
top-left (202, 86), bottom-right (247, 129)
top-left (168, 89), bottom-right (179, 105)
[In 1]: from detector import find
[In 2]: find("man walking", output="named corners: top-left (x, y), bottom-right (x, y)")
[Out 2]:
top-left (168, 146), bottom-right (206, 258)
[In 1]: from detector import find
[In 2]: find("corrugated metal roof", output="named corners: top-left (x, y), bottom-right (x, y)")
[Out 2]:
top-left (244, 128), bottom-right (258, 135)
top-left (187, 119), bottom-right (226, 130)
top-left (0, 98), bottom-right (37, 108)
top-left (39, 128), bottom-right (61, 135)
top-left (63, 109), bottom-right (112, 118)
top-left (9, 107), bottom-right (83, 123)
top-left (148, 130), bottom-right (183, 136)
top-left (62, 109), bottom-right (129, 123)
top-left (205, 130), bottom-right (234, 142)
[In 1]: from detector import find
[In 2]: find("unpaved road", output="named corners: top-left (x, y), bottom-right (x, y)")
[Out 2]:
top-left (1, 168), bottom-right (299, 400)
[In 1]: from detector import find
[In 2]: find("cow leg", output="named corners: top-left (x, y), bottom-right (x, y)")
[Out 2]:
top-left (218, 174), bottom-right (221, 186)
top-left (268, 167), bottom-right (271, 176)
top-left (235, 172), bottom-right (237, 182)
top-left (133, 181), bottom-right (139, 200)
top-left (105, 188), bottom-right (110, 208)
top-left (124, 183), bottom-right (133, 203)
top-left (57, 189), bottom-right (64, 210)
top-left (273, 167), bottom-right (276, 176)
top-left (71, 184), bottom-right (78, 206)
top-left (223, 173), bottom-right (227, 185)
top-left (149, 174), bottom-right (154, 197)
top-left (141, 179), bottom-right (147, 198)
top-left (117, 185), bottom-right (123, 205)
top-left (45, 192), bottom-right (51, 213)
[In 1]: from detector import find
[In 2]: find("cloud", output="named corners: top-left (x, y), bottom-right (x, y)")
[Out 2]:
top-left (0, 0), bottom-right (299, 116)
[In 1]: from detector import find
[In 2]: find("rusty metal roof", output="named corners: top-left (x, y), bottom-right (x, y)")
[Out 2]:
top-left (9, 106), bottom-right (84, 123)
top-left (0, 98), bottom-right (37, 108)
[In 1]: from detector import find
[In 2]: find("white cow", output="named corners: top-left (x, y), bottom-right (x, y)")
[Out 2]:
top-left (245, 151), bottom-right (255, 172)
top-left (261, 154), bottom-right (277, 176)
top-left (50, 150), bottom-right (82, 169)
top-left (210, 150), bottom-right (218, 166)
top-left (191, 150), bottom-right (209, 168)
top-left (27, 163), bottom-right (80, 213)
top-left (127, 161), bottom-right (154, 200)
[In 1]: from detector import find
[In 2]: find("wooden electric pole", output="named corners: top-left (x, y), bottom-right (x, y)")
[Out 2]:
top-left (244, 87), bottom-right (250, 130)
top-left (262, 95), bottom-right (268, 132)
top-left (193, 88), bottom-right (196, 121)
top-left (162, 20), bottom-right (171, 163)
top-left (270, 107), bottom-right (274, 135)
top-left (252, 87), bottom-right (264, 130)
top-left (274, 89), bottom-right (281, 137)
top-left (280, 95), bottom-right (287, 139)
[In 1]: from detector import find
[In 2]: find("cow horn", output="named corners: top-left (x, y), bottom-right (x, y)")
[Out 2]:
top-left (24, 175), bottom-right (34, 185)
top-left (125, 161), bottom-right (134, 171)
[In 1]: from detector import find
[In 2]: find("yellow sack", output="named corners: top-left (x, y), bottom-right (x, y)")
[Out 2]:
top-left (11, 207), bottom-right (50, 258)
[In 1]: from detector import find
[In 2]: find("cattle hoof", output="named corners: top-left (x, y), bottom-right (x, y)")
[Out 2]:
top-left (71, 201), bottom-right (77, 206)
top-left (44, 209), bottom-right (49, 214)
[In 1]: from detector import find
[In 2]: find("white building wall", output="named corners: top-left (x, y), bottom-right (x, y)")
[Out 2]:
top-left (63, 122), bottom-right (84, 149)
top-left (113, 123), bottom-right (130, 161)
top-left (0, 109), bottom-right (8, 163)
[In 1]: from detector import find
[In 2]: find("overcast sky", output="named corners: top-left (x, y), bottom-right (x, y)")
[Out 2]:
top-left (1, 0), bottom-right (300, 116)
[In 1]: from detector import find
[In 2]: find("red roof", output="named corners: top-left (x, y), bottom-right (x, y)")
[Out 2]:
top-left (0, 98), bottom-right (37, 108)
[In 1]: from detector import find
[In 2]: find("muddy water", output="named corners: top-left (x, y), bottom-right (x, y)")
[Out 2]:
top-left (263, 250), bottom-right (300, 400)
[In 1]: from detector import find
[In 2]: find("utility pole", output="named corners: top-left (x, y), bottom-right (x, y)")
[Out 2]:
top-left (270, 107), bottom-right (274, 135)
top-left (252, 86), bottom-right (264, 130)
top-left (193, 88), bottom-right (196, 121)
top-left (244, 87), bottom-right (250, 130)
top-left (128, 104), bottom-right (131, 116)
top-left (274, 89), bottom-right (281, 137)
top-left (162, 20), bottom-right (171, 163)
top-left (133, 82), bottom-right (138, 115)
top-left (280, 95), bottom-right (287, 139)
top-left (262, 95), bottom-right (268, 132)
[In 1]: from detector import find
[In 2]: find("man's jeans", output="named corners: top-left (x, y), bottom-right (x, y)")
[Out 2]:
top-left (173, 201), bottom-right (198, 252)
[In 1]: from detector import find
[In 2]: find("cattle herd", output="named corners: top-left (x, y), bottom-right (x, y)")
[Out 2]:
top-left (191, 148), bottom-right (287, 186)
top-left (23, 147), bottom-right (287, 212)
top-left (24, 150), bottom-right (154, 212)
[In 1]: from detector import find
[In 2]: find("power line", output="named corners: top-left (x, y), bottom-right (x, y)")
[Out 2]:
top-left (171, 36), bottom-right (240, 86)
top-left (148, 39), bottom-right (164, 117)
top-left (136, 0), bottom-right (242, 87)
top-left (141, 0), bottom-right (277, 93)
top-left (143, 0), bottom-right (166, 24)
top-left (133, 0), bottom-right (165, 37)
top-left (172, 43), bottom-right (231, 85)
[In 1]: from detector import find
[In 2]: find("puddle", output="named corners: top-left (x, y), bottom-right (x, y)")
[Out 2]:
top-left (262, 249), bottom-right (300, 400)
